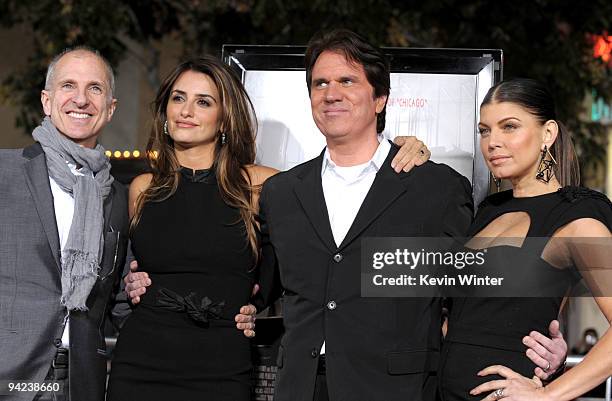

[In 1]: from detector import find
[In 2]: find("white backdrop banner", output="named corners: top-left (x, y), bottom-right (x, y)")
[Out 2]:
top-left (245, 71), bottom-right (478, 184)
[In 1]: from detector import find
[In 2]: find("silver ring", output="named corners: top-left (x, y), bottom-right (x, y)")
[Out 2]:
top-left (493, 388), bottom-right (504, 399)
top-left (544, 360), bottom-right (551, 372)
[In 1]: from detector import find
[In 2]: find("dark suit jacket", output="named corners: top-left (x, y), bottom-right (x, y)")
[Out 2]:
top-left (0, 143), bottom-right (129, 401)
top-left (257, 143), bottom-right (473, 401)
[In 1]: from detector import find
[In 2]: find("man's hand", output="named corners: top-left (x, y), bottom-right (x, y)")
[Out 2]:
top-left (391, 136), bottom-right (431, 173)
top-left (124, 260), bottom-right (151, 304)
top-left (523, 320), bottom-right (567, 380)
top-left (235, 304), bottom-right (257, 338)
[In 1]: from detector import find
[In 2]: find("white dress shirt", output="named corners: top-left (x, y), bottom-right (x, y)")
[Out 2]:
top-left (49, 162), bottom-right (88, 348)
top-left (319, 138), bottom-right (391, 354)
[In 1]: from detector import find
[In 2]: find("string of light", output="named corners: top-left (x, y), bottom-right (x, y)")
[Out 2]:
top-left (104, 150), bottom-right (158, 159)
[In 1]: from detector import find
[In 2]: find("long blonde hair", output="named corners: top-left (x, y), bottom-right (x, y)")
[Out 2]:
top-left (132, 56), bottom-right (259, 260)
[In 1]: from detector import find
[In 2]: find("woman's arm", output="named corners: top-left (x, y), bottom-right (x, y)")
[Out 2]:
top-left (123, 173), bottom-right (153, 304)
top-left (538, 218), bottom-right (612, 401)
top-left (128, 173), bottom-right (152, 219)
top-left (244, 164), bottom-right (279, 213)
top-left (235, 165), bottom-right (280, 337)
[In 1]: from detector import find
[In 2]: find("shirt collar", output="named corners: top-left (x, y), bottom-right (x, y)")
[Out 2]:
top-left (322, 135), bottom-right (391, 176)
top-left (67, 160), bottom-right (90, 177)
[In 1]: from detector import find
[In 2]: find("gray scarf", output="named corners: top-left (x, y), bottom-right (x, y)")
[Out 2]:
top-left (32, 117), bottom-right (114, 311)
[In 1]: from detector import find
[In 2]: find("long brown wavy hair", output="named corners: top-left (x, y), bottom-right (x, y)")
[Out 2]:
top-left (132, 56), bottom-right (259, 260)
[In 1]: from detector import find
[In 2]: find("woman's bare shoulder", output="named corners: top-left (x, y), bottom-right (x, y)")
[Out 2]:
top-left (245, 164), bottom-right (279, 186)
top-left (129, 173), bottom-right (153, 194)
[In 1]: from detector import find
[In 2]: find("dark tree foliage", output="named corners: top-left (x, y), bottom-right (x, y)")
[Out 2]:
top-left (0, 0), bottom-right (193, 131)
top-left (389, 0), bottom-right (611, 175)
top-left (1, 0), bottom-right (610, 176)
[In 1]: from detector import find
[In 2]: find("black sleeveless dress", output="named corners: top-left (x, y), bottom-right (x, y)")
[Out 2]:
top-left (107, 168), bottom-right (256, 401)
top-left (439, 186), bottom-right (612, 401)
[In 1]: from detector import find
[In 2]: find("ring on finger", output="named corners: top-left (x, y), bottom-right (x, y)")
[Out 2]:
top-left (419, 149), bottom-right (426, 156)
top-left (493, 388), bottom-right (504, 399)
top-left (544, 360), bottom-right (551, 372)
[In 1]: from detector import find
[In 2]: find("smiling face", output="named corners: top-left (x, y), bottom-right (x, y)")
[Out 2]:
top-left (41, 50), bottom-right (116, 148)
top-left (309, 51), bottom-right (386, 145)
top-left (165, 70), bottom-right (222, 149)
top-left (478, 101), bottom-right (557, 182)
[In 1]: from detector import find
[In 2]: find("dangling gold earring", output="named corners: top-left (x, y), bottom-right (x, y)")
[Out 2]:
top-left (491, 173), bottom-right (501, 192)
top-left (535, 145), bottom-right (557, 184)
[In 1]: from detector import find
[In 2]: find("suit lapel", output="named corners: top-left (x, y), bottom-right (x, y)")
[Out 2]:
top-left (23, 143), bottom-right (62, 271)
top-left (293, 152), bottom-right (337, 252)
top-left (338, 147), bottom-right (407, 250)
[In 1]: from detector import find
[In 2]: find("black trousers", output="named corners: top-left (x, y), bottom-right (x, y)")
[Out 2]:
top-left (313, 355), bottom-right (329, 401)
top-left (34, 349), bottom-right (69, 401)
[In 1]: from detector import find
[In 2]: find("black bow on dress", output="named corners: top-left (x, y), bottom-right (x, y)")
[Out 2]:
top-left (156, 288), bottom-right (225, 326)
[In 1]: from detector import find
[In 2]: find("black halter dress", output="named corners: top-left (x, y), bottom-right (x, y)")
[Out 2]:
top-left (107, 168), bottom-right (256, 401)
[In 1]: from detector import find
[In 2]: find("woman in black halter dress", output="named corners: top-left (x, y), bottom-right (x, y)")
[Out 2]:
top-left (440, 188), bottom-right (612, 401)
top-left (106, 57), bottom-right (278, 401)
top-left (439, 79), bottom-right (612, 401)
top-left (107, 167), bottom-right (261, 400)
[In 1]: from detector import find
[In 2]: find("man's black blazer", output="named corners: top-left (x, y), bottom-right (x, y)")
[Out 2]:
top-left (257, 143), bottom-right (474, 401)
